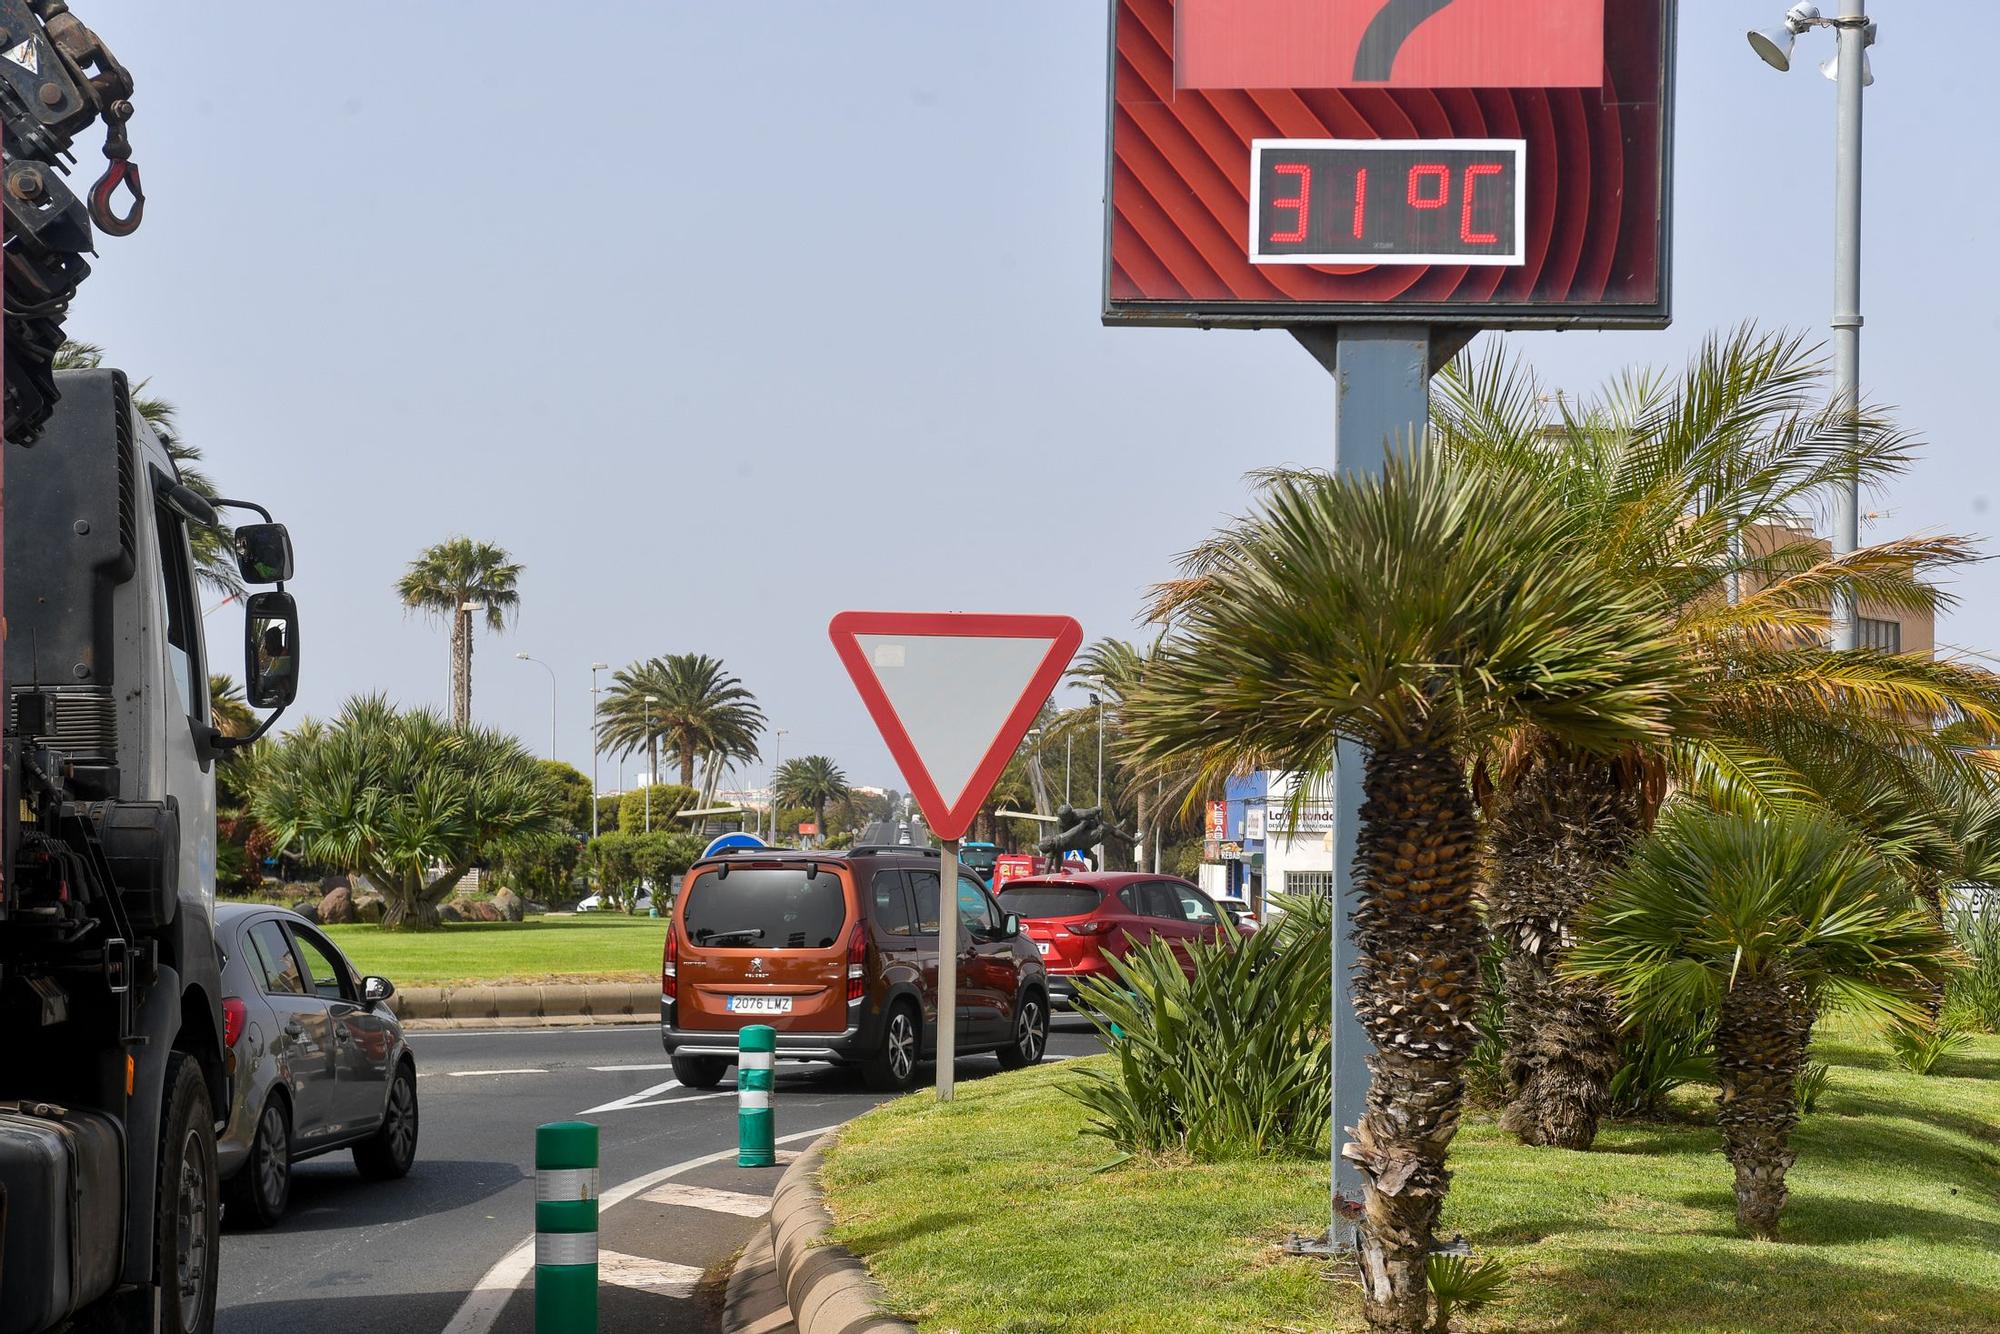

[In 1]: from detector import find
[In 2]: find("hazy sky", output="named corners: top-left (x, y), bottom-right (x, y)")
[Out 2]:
top-left (65, 2), bottom-right (1999, 793)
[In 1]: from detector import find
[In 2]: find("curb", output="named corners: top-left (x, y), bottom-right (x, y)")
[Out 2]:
top-left (391, 982), bottom-right (659, 1026)
top-left (762, 1136), bottom-right (914, 1334)
top-left (722, 1225), bottom-right (798, 1333)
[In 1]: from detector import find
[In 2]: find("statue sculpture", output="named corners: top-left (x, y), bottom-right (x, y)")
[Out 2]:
top-left (1035, 803), bottom-right (1134, 869)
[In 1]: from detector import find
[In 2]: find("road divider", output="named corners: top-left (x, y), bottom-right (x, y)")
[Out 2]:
top-left (396, 982), bottom-right (660, 1027)
top-left (738, 1025), bottom-right (777, 1167)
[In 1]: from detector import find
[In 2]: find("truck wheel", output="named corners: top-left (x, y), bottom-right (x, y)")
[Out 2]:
top-left (224, 1096), bottom-right (292, 1228)
top-left (159, 1053), bottom-right (220, 1334)
top-left (861, 1003), bottom-right (922, 1092)
top-left (670, 1052), bottom-right (728, 1089)
top-left (354, 1062), bottom-right (419, 1181)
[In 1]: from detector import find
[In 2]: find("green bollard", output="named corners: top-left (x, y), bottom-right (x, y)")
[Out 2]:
top-left (535, 1120), bottom-right (599, 1334)
top-left (738, 1024), bottom-right (776, 1166)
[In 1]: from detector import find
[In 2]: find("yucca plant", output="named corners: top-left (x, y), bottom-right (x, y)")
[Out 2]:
top-left (1068, 905), bottom-right (1331, 1160)
top-left (1884, 1017), bottom-right (1973, 1076)
top-left (1126, 453), bottom-right (1682, 1332)
top-left (1569, 804), bottom-right (1958, 1238)
top-left (1439, 327), bottom-right (2000, 1152)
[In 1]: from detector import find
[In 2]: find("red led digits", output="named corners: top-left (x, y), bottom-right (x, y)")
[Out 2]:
top-left (1460, 162), bottom-right (1502, 244)
top-left (1406, 164), bottom-right (1449, 209)
top-left (1351, 167), bottom-right (1367, 239)
top-left (1269, 163), bottom-right (1310, 243)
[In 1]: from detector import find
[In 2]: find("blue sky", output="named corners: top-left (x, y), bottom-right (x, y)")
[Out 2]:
top-left (67, 3), bottom-right (1998, 790)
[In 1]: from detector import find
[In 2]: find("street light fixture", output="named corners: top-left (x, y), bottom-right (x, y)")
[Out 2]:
top-left (643, 694), bottom-right (658, 833)
top-left (513, 652), bottom-right (557, 759)
top-left (1747, 0), bottom-right (1876, 651)
top-left (589, 663), bottom-right (610, 838)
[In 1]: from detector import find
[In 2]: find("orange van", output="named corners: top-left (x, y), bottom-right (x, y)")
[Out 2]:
top-left (661, 846), bottom-right (1050, 1091)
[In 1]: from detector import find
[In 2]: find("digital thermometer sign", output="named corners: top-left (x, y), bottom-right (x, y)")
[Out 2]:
top-left (1251, 139), bottom-right (1525, 267)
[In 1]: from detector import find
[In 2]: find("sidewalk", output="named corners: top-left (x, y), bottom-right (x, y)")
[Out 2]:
top-left (484, 1150), bottom-right (800, 1333)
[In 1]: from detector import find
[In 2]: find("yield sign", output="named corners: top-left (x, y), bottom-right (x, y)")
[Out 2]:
top-left (829, 612), bottom-right (1082, 841)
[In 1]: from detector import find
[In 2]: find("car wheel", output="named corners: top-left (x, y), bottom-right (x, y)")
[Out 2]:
top-left (671, 1052), bottom-right (729, 1089)
top-left (354, 1062), bottom-right (419, 1180)
top-left (224, 1096), bottom-right (292, 1228)
top-left (996, 993), bottom-right (1048, 1070)
top-left (861, 1003), bottom-right (921, 1092)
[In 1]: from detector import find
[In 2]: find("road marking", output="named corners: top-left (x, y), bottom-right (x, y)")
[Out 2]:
top-left (637, 1182), bottom-right (772, 1217)
top-left (445, 1067), bottom-right (547, 1078)
top-left (597, 1251), bottom-right (705, 1297)
top-left (440, 1124), bottom-right (838, 1334)
top-left (587, 1062), bottom-right (675, 1072)
top-left (580, 1077), bottom-right (678, 1113)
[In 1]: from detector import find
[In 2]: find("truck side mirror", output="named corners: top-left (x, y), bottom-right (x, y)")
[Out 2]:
top-left (245, 590), bottom-right (300, 709)
top-left (233, 523), bottom-right (294, 584)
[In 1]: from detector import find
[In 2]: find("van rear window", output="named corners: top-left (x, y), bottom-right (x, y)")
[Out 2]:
top-left (681, 867), bottom-right (847, 950)
top-left (996, 884), bottom-right (1103, 919)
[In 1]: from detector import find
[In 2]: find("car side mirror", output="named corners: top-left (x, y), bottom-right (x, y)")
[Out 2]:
top-left (1003, 913), bottom-right (1022, 938)
top-left (245, 590), bottom-right (300, 709)
top-left (233, 522), bottom-right (295, 584)
top-left (362, 975), bottom-right (395, 1006)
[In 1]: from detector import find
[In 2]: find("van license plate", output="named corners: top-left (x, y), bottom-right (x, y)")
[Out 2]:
top-left (728, 996), bottom-right (793, 1014)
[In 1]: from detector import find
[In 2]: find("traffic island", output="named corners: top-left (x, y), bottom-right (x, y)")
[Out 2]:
top-left (753, 1137), bottom-right (915, 1334)
top-left (809, 1039), bottom-right (2000, 1332)
top-left (393, 981), bottom-right (660, 1027)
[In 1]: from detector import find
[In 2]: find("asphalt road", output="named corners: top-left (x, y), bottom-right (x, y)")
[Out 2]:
top-left (215, 1016), bottom-right (1103, 1334)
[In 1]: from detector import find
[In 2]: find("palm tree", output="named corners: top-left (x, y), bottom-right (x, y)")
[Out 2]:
top-left (595, 653), bottom-right (764, 788)
top-left (1054, 638), bottom-right (1162, 869)
top-left (209, 674), bottom-right (257, 739)
top-left (396, 538), bottom-right (522, 727)
top-left (1568, 804), bottom-right (1955, 1238)
top-left (774, 755), bottom-right (849, 839)
top-left (248, 695), bottom-right (565, 929)
top-left (1435, 327), bottom-right (2000, 1150)
top-left (56, 340), bottom-right (241, 595)
top-left (1127, 453), bottom-right (1682, 1334)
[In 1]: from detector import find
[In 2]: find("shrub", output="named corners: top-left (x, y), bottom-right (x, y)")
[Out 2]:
top-left (1464, 938), bottom-right (1509, 1110)
top-left (1606, 1018), bottom-right (1714, 1120)
top-left (619, 784), bottom-right (697, 834)
top-left (1884, 1017), bottom-right (1973, 1076)
top-left (1426, 1254), bottom-right (1512, 1333)
top-left (1943, 899), bottom-right (2000, 1033)
top-left (1068, 899), bottom-right (1331, 1160)
top-left (1794, 1060), bottom-right (1832, 1114)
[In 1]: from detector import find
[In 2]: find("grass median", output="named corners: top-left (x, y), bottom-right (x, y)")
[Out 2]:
top-left (321, 914), bottom-right (667, 987)
top-left (820, 1032), bottom-right (2000, 1332)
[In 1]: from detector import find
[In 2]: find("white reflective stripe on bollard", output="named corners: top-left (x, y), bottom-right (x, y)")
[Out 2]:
top-left (535, 1231), bottom-right (599, 1266)
top-left (737, 1090), bottom-right (770, 1110)
top-left (534, 1168), bottom-right (600, 1202)
top-left (738, 1051), bottom-right (773, 1070)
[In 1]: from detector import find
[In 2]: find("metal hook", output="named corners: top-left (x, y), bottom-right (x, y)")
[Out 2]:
top-left (88, 156), bottom-right (142, 236)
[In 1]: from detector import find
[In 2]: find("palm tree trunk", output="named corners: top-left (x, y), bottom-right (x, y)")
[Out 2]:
top-left (449, 608), bottom-right (470, 727)
top-left (1714, 973), bottom-right (1812, 1239)
top-left (1345, 744), bottom-right (1484, 1334)
top-left (1489, 754), bottom-right (1640, 1150)
top-left (380, 872), bottom-right (441, 931)
top-left (1134, 786), bottom-right (1151, 873)
top-left (679, 750), bottom-right (696, 788)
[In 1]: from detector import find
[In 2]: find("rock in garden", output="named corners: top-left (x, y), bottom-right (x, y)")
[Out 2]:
top-left (317, 886), bottom-right (355, 925)
top-left (492, 887), bottom-right (524, 922)
top-left (436, 903), bottom-right (463, 922)
top-left (353, 891), bottom-right (386, 924)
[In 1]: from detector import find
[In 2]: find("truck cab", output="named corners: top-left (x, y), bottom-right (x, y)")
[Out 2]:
top-left (0, 368), bottom-right (300, 1334)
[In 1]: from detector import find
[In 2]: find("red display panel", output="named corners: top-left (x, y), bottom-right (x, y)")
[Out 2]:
top-left (1104, 0), bottom-right (1676, 328)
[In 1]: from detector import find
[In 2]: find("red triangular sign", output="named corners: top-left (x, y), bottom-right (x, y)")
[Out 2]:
top-left (829, 612), bottom-right (1082, 841)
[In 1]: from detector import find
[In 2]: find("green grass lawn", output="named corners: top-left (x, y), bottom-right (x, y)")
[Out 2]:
top-left (320, 915), bottom-right (667, 987)
top-left (820, 1033), bottom-right (2000, 1333)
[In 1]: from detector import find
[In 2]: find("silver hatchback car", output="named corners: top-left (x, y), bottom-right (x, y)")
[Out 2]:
top-left (214, 904), bottom-right (418, 1226)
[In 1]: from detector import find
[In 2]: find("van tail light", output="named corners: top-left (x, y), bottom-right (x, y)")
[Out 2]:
top-left (1066, 920), bottom-right (1109, 935)
top-left (846, 924), bottom-right (867, 1002)
top-left (222, 997), bottom-right (247, 1049)
top-left (663, 927), bottom-right (678, 1003)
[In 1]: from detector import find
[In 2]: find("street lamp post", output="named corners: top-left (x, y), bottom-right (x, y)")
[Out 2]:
top-left (589, 663), bottom-right (610, 838)
top-left (1089, 692), bottom-right (1105, 868)
top-left (1748, 1), bottom-right (1874, 650)
top-left (514, 653), bottom-right (557, 759)
top-left (643, 695), bottom-right (658, 832)
top-left (767, 729), bottom-right (788, 842)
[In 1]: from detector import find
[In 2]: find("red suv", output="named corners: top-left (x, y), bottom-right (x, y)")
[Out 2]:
top-left (661, 847), bottom-right (1049, 1091)
top-left (995, 872), bottom-right (1231, 1009)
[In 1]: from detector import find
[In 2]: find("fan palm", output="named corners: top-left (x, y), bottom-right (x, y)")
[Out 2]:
top-left (396, 538), bottom-right (522, 727)
top-left (1435, 326), bottom-right (2000, 1150)
top-left (56, 340), bottom-right (241, 595)
top-left (1568, 803), bottom-right (1956, 1238)
top-left (595, 653), bottom-right (764, 788)
top-left (208, 674), bottom-right (257, 739)
top-left (773, 755), bottom-right (849, 839)
top-left (1127, 453), bottom-right (1682, 1334)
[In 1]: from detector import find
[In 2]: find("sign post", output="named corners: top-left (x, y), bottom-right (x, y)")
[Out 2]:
top-left (1103, 0), bottom-right (1677, 1255)
top-left (829, 611), bottom-right (1082, 1100)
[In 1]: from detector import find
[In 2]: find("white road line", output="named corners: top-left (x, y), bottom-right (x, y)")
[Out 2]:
top-left (439, 1124), bottom-right (837, 1334)
top-left (637, 1182), bottom-right (772, 1217)
top-left (444, 1067), bottom-right (547, 1078)
top-left (587, 1062), bottom-right (675, 1072)
top-left (596, 1251), bottom-right (705, 1297)
top-left (580, 1077), bottom-right (679, 1114)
